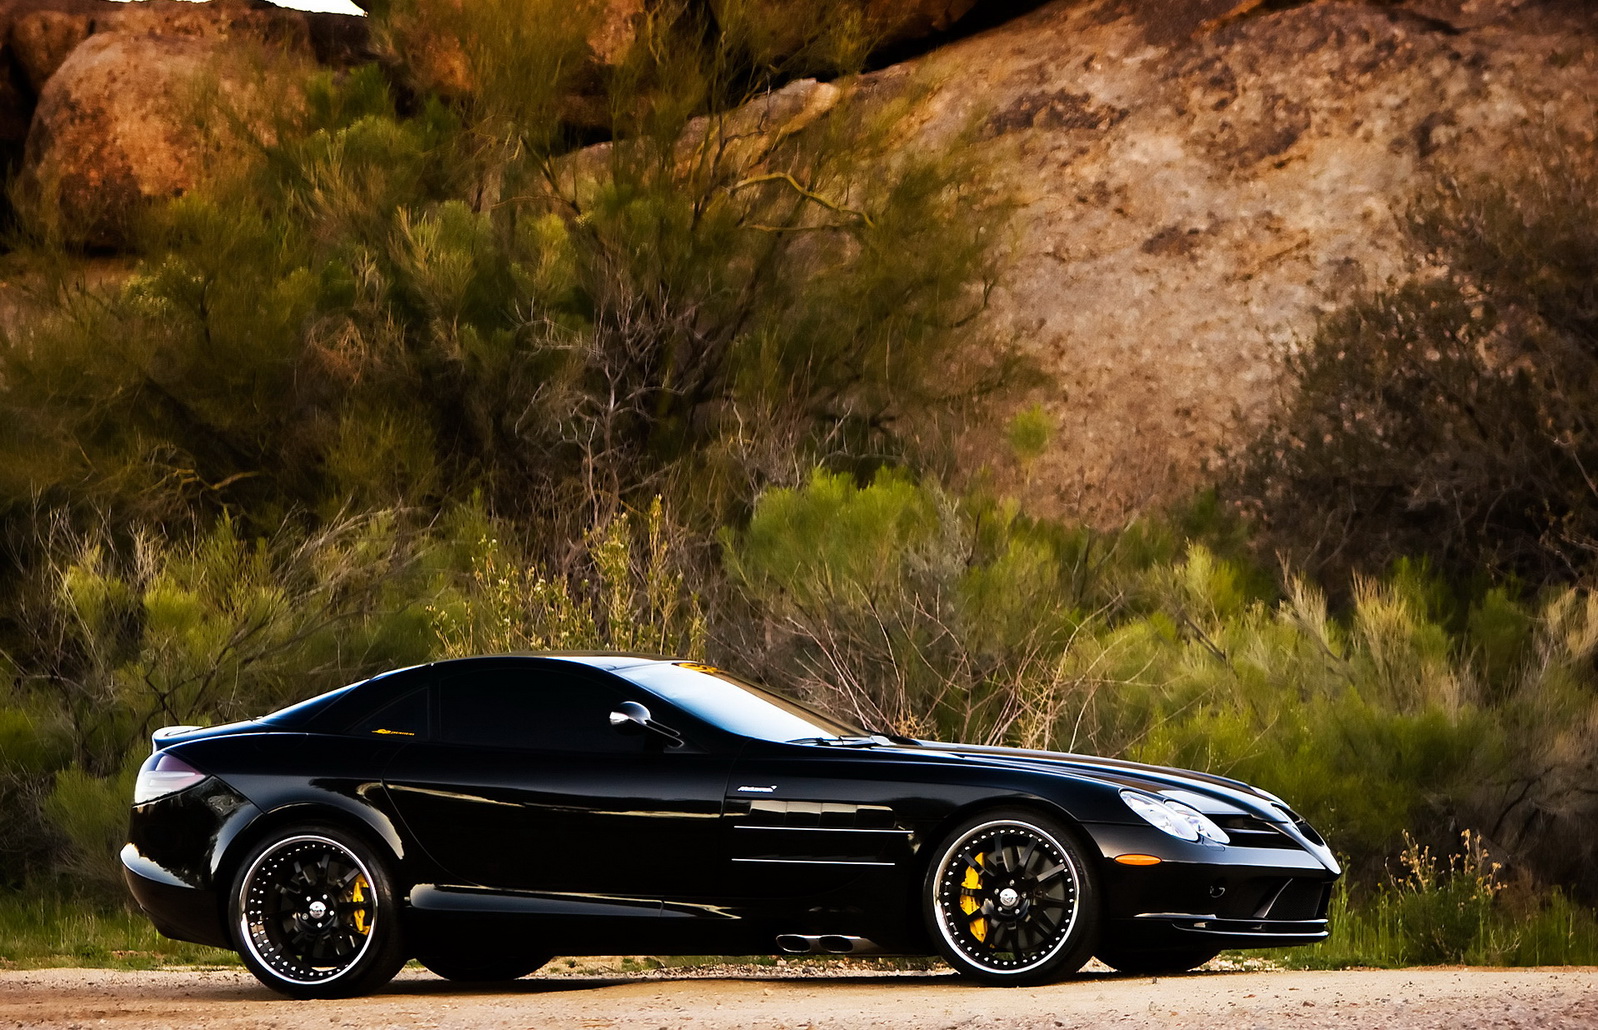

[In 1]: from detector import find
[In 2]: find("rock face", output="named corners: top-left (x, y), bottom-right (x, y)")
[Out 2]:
top-left (856, 0), bottom-right (1598, 521)
top-left (10, 8), bottom-right (93, 95)
top-left (4, 0), bottom-right (1594, 514)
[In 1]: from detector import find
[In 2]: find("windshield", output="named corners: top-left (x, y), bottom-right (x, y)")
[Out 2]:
top-left (615, 662), bottom-right (868, 743)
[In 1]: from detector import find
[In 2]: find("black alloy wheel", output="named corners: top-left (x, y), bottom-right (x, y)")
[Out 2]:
top-left (925, 808), bottom-right (1099, 985)
top-left (231, 826), bottom-right (407, 999)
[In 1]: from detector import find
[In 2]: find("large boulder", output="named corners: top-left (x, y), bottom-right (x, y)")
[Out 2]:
top-left (7, 0), bottom-right (369, 93)
top-left (3, 0), bottom-right (370, 244)
top-left (21, 31), bottom-right (293, 247)
top-left (0, 0), bottom-right (369, 149)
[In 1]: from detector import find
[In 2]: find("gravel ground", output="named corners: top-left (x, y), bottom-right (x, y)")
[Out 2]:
top-left (2, 966), bottom-right (1597, 1029)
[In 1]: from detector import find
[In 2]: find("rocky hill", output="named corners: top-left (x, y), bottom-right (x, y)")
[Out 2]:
top-left (3, 0), bottom-right (1594, 521)
top-left (882, 0), bottom-right (1597, 520)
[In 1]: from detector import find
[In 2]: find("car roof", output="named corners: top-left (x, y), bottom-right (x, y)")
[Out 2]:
top-left (283, 653), bottom-right (691, 731)
top-left (427, 652), bottom-right (684, 672)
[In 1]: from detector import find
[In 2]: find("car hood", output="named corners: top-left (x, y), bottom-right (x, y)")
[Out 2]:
top-left (904, 739), bottom-right (1340, 874)
top-left (910, 740), bottom-right (1295, 822)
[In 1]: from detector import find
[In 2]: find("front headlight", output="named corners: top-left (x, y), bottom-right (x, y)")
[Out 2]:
top-left (1119, 790), bottom-right (1230, 844)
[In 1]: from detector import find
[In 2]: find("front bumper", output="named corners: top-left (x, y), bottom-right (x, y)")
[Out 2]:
top-left (1113, 913), bottom-right (1329, 949)
top-left (1084, 820), bottom-right (1338, 951)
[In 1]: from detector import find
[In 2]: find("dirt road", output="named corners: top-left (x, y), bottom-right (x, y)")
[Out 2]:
top-left (2, 965), bottom-right (1595, 1029)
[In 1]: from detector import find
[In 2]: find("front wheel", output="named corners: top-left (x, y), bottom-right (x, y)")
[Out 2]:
top-left (924, 808), bottom-right (1100, 985)
top-left (230, 825), bottom-right (407, 999)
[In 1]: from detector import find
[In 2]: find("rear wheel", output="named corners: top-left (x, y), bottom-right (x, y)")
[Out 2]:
top-left (924, 808), bottom-right (1099, 985)
top-left (1095, 943), bottom-right (1221, 974)
top-left (417, 952), bottom-right (552, 982)
top-left (230, 825), bottom-right (407, 999)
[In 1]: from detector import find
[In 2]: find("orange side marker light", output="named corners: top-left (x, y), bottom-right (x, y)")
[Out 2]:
top-left (1114, 854), bottom-right (1163, 866)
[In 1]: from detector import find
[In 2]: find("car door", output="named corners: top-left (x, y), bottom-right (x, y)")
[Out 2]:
top-left (719, 743), bottom-right (922, 900)
top-left (382, 660), bottom-right (733, 901)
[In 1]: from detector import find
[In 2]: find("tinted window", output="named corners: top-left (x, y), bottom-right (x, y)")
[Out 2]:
top-left (348, 688), bottom-right (429, 739)
top-left (616, 662), bottom-right (865, 742)
top-left (436, 667), bottom-right (634, 752)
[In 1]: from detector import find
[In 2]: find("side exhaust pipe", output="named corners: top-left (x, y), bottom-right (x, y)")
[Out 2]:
top-left (775, 934), bottom-right (880, 955)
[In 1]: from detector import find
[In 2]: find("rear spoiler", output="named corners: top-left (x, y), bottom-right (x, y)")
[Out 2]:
top-left (151, 726), bottom-right (202, 753)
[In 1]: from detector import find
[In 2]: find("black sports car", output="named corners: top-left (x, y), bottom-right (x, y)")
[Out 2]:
top-left (122, 654), bottom-right (1339, 998)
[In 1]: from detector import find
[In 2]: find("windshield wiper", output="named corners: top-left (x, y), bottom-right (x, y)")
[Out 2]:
top-left (788, 733), bottom-right (921, 747)
top-left (788, 735), bottom-right (880, 747)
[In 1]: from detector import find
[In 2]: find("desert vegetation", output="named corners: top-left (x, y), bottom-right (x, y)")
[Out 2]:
top-left (0, 0), bottom-right (1595, 971)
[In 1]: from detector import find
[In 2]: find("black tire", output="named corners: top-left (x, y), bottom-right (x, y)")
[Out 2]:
top-left (417, 952), bottom-right (552, 982)
top-left (229, 824), bottom-right (407, 999)
top-left (923, 807), bottom-right (1100, 985)
top-left (1095, 943), bottom-right (1221, 975)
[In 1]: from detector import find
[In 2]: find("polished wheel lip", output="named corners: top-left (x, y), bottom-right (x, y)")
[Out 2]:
top-left (932, 818), bottom-right (1082, 976)
top-left (237, 833), bottom-right (378, 987)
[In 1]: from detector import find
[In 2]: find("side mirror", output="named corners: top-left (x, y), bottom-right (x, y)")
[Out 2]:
top-left (608, 701), bottom-right (683, 746)
top-left (608, 701), bottom-right (652, 733)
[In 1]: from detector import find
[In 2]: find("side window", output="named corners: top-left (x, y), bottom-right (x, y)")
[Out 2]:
top-left (435, 668), bottom-right (638, 752)
top-left (348, 687), bottom-right (429, 739)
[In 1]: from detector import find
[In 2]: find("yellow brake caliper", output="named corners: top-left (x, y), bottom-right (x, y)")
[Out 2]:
top-left (351, 874), bottom-right (371, 936)
top-left (960, 853), bottom-right (987, 943)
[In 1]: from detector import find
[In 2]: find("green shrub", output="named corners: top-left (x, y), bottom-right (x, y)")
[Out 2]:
top-left (0, 507), bottom-right (445, 888)
top-left (1387, 831), bottom-right (1503, 965)
top-left (723, 469), bottom-right (1095, 740)
top-left (0, 706), bottom-right (72, 890)
top-left (430, 497), bottom-right (708, 657)
top-left (1266, 831), bottom-right (1598, 968)
top-left (42, 762), bottom-right (141, 898)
